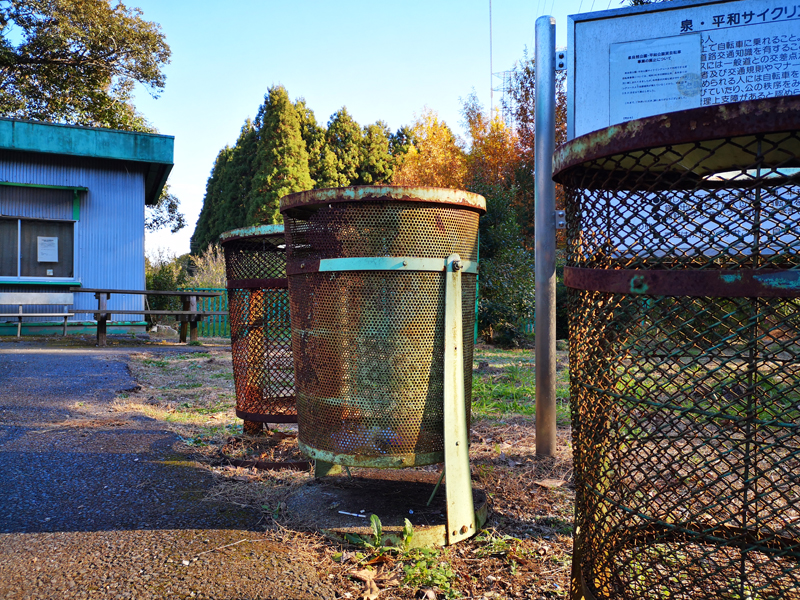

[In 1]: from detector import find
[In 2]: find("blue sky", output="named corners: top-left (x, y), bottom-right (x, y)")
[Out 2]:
top-left (133, 0), bottom-right (609, 256)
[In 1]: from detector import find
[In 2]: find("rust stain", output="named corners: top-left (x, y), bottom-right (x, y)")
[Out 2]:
top-left (553, 97), bottom-right (800, 179)
top-left (279, 185), bottom-right (486, 216)
top-left (434, 211), bottom-right (447, 233)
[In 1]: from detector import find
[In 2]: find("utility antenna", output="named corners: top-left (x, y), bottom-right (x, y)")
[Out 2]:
top-left (489, 0), bottom-right (493, 120)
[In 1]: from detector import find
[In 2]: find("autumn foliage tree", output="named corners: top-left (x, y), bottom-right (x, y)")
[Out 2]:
top-left (502, 50), bottom-right (568, 241)
top-left (392, 108), bottom-right (467, 189)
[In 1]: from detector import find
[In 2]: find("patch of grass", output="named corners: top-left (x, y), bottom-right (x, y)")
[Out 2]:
top-left (403, 548), bottom-right (459, 598)
top-left (172, 352), bottom-right (211, 360)
top-left (175, 382), bottom-right (203, 389)
top-left (472, 346), bottom-right (571, 421)
top-left (142, 358), bottom-right (169, 368)
top-left (473, 531), bottom-right (524, 560)
top-left (472, 362), bottom-right (535, 417)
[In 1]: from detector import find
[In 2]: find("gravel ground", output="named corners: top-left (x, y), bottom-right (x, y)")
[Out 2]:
top-left (0, 339), bottom-right (336, 599)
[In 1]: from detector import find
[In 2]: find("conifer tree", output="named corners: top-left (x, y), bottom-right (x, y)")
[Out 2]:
top-left (357, 121), bottom-right (394, 185)
top-left (326, 108), bottom-right (363, 187)
top-left (247, 86), bottom-right (313, 224)
top-left (190, 119), bottom-right (258, 252)
top-left (295, 99), bottom-right (339, 188)
top-left (191, 146), bottom-right (232, 253)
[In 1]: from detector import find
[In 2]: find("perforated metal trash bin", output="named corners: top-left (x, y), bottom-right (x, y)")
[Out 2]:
top-left (554, 98), bottom-right (800, 600)
top-left (280, 186), bottom-right (486, 468)
top-left (220, 225), bottom-right (296, 429)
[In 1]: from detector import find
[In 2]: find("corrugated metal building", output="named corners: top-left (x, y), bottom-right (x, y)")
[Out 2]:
top-left (0, 118), bottom-right (173, 335)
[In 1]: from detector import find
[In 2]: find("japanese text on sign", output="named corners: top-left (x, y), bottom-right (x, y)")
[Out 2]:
top-left (610, 34), bottom-right (702, 124)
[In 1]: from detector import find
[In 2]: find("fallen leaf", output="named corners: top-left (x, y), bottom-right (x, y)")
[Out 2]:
top-left (350, 569), bottom-right (376, 583)
top-left (533, 479), bottom-right (566, 489)
top-left (379, 574), bottom-right (401, 587)
top-left (360, 578), bottom-right (380, 600)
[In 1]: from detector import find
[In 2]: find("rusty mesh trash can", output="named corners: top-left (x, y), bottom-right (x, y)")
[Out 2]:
top-left (554, 98), bottom-right (800, 600)
top-left (220, 225), bottom-right (295, 430)
top-left (280, 186), bottom-right (486, 468)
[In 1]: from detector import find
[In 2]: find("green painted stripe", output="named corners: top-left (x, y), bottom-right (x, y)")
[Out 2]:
top-left (318, 257), bottom-right (478, 274)
top-left (0, 181), bottom-right (88, 192)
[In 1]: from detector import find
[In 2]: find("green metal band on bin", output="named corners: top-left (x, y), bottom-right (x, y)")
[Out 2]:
top-left (298, 441), bottom-right (444, 468)
top-left (317, 256), bottom-right (478, 274)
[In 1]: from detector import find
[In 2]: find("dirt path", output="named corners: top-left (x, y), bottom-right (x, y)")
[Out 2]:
top-left (0, 341), bottom-right (335, 600)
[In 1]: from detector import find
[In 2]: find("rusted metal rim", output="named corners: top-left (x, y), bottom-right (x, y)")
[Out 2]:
top-left (236, 408), bottom-right (297, 424)
top-left (226, 278), bottom-right (288, 290)
top-left (299, 441), bottom-right (444, 469)
top-left (219, 224), bottom-right (285, 243)
top-left (565, 267), bottom-right (800, 298)
top-left (279, 186), bottom-right (487, 216)
top-left (553, 97), bottom-right (800, 181)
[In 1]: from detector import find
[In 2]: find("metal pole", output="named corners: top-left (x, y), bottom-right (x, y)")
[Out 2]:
top-left (534, 15), bottom-right (557, 457)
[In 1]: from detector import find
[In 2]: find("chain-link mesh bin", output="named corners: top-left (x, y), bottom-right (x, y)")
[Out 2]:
top-left (553, 98), bottom-right (800, 600)
top-left (279, 187), bottom-right (486, 468)
top-left (220, 225), bottom-right (296, 428)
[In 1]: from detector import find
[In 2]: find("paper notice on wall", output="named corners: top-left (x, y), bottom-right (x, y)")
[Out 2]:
top-left (37, 236), bottom-right (58, 263)
top-left (610, 33), bottom-right (702, 124)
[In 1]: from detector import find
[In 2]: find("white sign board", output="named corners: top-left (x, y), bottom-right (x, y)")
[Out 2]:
top-left (568, 0), bottom-right (800, 139)
top-left (37, 236), bottom-right (58, 263)
top-left (609, 34), bottom-right (702, 123)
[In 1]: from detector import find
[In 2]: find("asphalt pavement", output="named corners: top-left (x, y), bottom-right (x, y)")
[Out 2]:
top-left (0, 340), bottom-right (335, 600)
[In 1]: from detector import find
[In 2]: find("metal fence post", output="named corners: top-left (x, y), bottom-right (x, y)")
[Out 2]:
top-left (535, 15), bottom-right (557, 457)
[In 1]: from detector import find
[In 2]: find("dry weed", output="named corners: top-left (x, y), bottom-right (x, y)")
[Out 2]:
top-left (121, 346), bottom-right (576, 598)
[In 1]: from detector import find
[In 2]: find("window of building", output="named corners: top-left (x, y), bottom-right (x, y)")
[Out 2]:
top-left (0, 217), bottom-right (74, 279)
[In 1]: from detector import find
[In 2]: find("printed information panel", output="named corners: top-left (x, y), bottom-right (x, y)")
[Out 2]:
top-left (37, 236), bottom-right (58, 263)
top-left (569, 0), bottom-right (800, 138)
top-left (610, 34), bottom-right (702, 123)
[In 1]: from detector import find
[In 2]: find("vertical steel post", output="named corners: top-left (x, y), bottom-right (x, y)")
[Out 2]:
top-left (444, 253), bottom-right (476, 544)
top-left (534, 16), bottom-right (557, 457)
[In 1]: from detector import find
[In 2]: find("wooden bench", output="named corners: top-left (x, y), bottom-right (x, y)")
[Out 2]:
top-left (0, 292), bottom-right (75, 337)
top-left (69, 288), bottom-right (226, 346)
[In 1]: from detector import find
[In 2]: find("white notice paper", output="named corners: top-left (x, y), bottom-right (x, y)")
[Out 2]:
top-left (37, 236), bottom-right (58, 263)
top-left (610, 34), bottom-right (702, 124)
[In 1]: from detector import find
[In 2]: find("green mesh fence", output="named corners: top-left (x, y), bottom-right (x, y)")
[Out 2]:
top-left (181, 288), bottom-right (229, 337)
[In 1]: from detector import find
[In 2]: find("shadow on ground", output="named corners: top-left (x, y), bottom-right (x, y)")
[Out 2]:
top-left (0, 340), bottom-right (335, 599)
